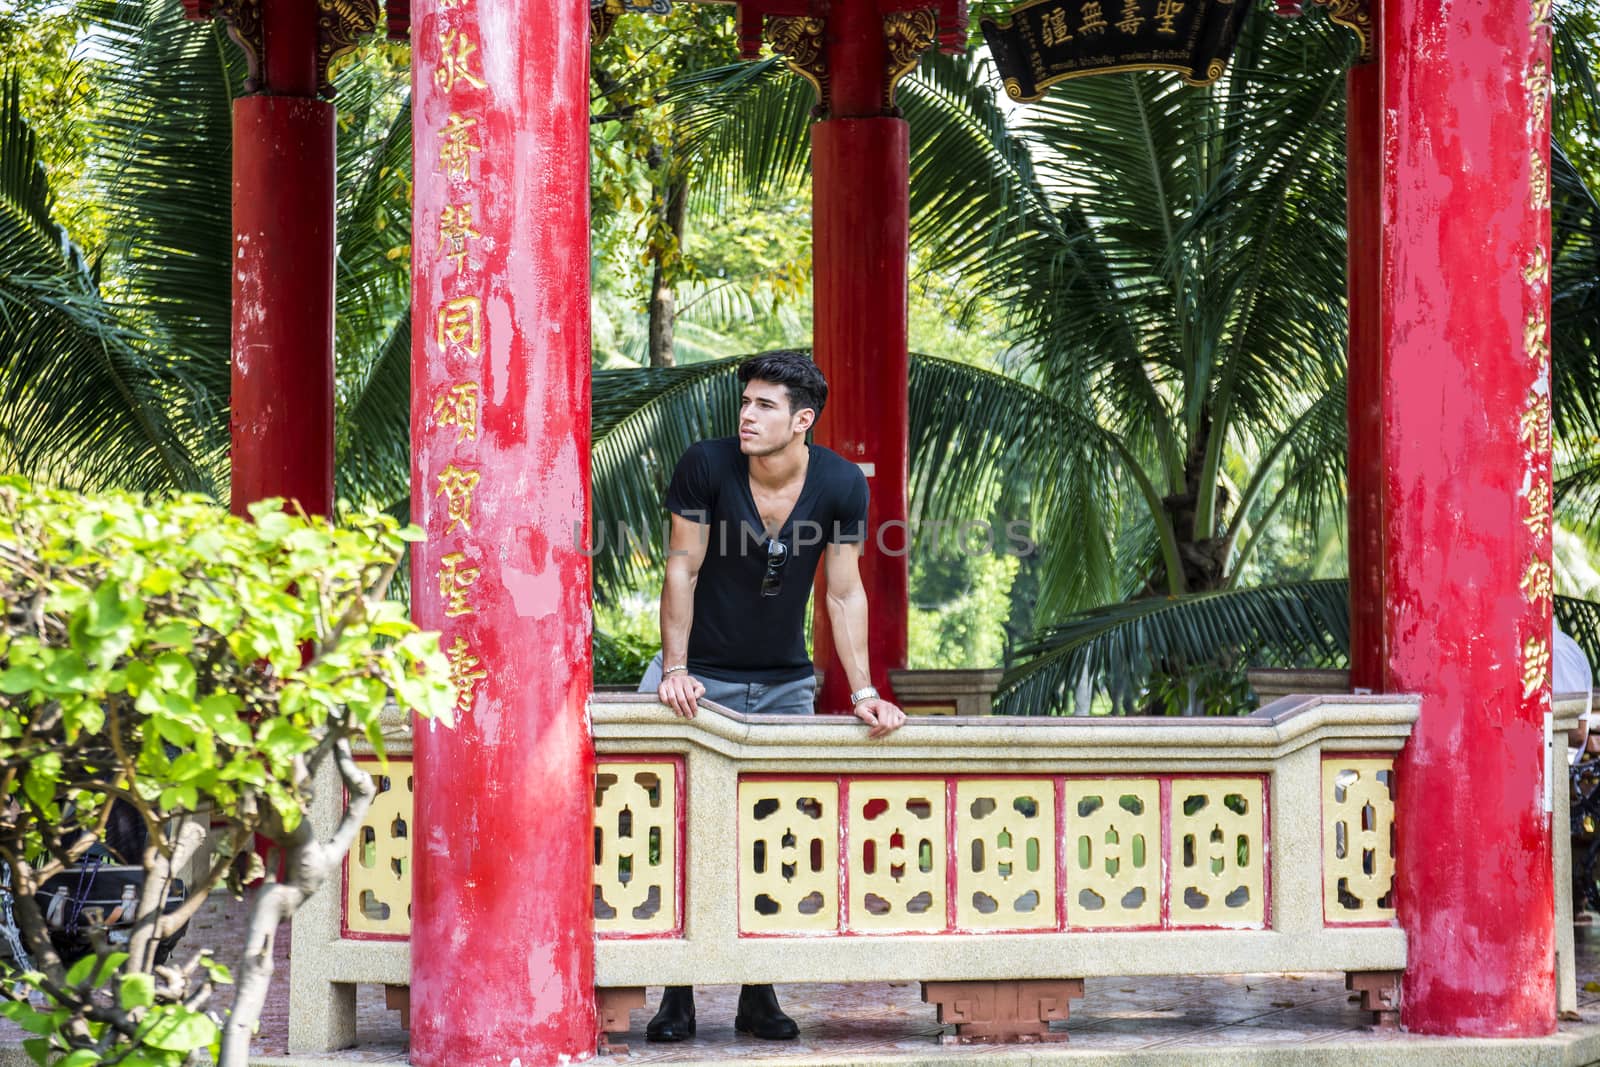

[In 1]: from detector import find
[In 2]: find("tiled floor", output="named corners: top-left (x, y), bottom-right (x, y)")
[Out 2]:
top-left (10, 892), bottom-right (1600, 1065)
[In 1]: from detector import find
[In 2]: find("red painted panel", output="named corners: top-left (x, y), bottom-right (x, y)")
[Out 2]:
top-left (1381, 0), bottom-right (1555, 1035)
top-left (407, 0), bottom-right (596, 1058)
top-left (811, 117), bottom-right (911, 714)
top-left (229, 95), bottom-right (334, 519)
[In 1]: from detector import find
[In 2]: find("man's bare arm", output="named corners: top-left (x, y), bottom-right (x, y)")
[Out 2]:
top-left (658, 513), bottom-right (709, 718)
top-left (824, 541), bottom-right (906, 738)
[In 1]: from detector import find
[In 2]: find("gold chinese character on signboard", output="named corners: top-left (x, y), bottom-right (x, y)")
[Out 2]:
top-left (1116, 0), bottom-right (1144, 34)
top-left (437, 296), bottom-right (483, 358)
top-left (438, 203), bottom-right (482, 272)
top-left (439, 112), bottom-right (481, 182)
top-left (1080, 1), bottom-right (1108, 33)
top-left (1525, 479), bottom-right (1552, 542)
top-left (437, 463), bottom-right (481, 534)
top-left (1523, 634), bottom-right (1551, 699)
top-left (446, 635), bottom-right (488, 714)
top-left (1519, 391), bottom-right (1552, 454)
top-left (1522, 558), bottom-right (1554, 605)
top-left (435, 29), bottom-right (488, 92)
top-left (1040, 8), bottom-right (1071, 46)
top-left (1154, 0), bottom-right (1183, 34)
top-left (438, 552), bottom-right (481, 618)
top-left (433, 381), bottom-right (480, 443)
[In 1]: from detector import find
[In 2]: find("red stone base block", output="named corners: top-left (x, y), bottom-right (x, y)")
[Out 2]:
top-left (596, 987), bottom-right (646, 1053)
top-left (921, 979), bottom-right (1083, 1043)
top-left (384, 985), bottom-right (410, 1030)
top-left (1346, 971), bottom-right (1401, 1031)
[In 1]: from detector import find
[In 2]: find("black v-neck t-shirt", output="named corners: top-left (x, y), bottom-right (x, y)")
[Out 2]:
top-left (664, 436), bottom-right (869, 683)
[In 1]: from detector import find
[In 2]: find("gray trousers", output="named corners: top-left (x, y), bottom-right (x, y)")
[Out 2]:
top-left (638, 652), bottom-right (816, 716)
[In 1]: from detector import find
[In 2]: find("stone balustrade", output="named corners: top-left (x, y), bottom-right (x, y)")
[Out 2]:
top-left (287, 691), bottom-right (1587, 1051)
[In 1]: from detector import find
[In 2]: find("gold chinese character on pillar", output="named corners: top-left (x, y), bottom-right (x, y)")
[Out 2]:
top-left (446, 635), bottom-right (488, 714)
top-left (1523, 635), bottom-right (1551, 699)
top-left (436, 463), bottom-right (481, 533)
top-left (438, 552), bottom-right (481, 617)
top-left (1524, 479), bottom-right (1552, 541)
top-left (1523, 245), bottom-right (1549, 288)
top-left (432, 381), bottom-right (480, 442)
top-left (1080, 1), bottom-right (1108, 33)
top-left (438, 113), bottom-right (482, 182)
top-left (1530, 146), bottom-right (1550, 211)
top-left (1525, 308), bottom-right (1550, 366)
top-left (1153, 0), bottom-right (1183, 34)
top-left (437, 296), bottom-right (483, 358)
top-left (1519, 391), bottom-right (1552, 454)
top-left (1522, 558), bottom-right (1554, 605)
top-left (435, 29), bottom-right (488, 92)
top-left (438, 204), bottom-right (482, 272)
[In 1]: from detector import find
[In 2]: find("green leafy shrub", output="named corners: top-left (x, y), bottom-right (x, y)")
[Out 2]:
top-left (0, 479), bottom-right (453, 1065)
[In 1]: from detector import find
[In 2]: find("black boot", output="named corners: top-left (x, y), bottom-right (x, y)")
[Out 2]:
top-left (735, 983), bottom-right (798, 1040)
top-left (646, 985), bottom-right (696, 1042)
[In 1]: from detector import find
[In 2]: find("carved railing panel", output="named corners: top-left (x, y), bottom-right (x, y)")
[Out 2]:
top-left (1322, 757), bottom-right (1397, 922)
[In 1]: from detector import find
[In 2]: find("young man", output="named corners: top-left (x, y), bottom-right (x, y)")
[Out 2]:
top-left (637, 350), bottom-right (906, 1042)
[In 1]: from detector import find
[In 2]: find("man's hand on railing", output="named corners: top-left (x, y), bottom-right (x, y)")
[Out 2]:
top-left (658, 672), bottom-right (705, 718)
top-left (853, 697), bottom-right (906, 738)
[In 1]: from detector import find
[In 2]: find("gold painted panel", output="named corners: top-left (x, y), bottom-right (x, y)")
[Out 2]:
top-left (738, 779), bottom-right (840, 934)
top-left (1169, 778), bottom-right (1265, 927)
top-left (594, 761), bottom-right (679, 935)
top-left (954, 779), bottom-right (1056, 930)
top-left (846, 779), bottom-right (947, 932)
top-left (1322, 758), bottom-right (1397, 922)
top-left (346, 761), bottom-right (414, 936)
top-left (1063, 779), bottom-right (1161, 928)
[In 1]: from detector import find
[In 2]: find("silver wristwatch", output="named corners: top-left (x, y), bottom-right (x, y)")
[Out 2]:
top-left (849, 685), bottom-right (880, 706)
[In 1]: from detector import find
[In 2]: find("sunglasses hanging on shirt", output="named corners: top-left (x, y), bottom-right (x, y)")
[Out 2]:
top-left (761, 537), bottom-right (788, 597)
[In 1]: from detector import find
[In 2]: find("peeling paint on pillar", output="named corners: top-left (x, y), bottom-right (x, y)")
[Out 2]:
top-left (408, 0), bottom-right (595, 1059)
top-left (1381, 0), bottom-right (1555, 1036)
top-left (230, 95), bottom-right (335, 517)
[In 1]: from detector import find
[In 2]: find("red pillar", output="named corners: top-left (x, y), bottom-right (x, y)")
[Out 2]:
top-left (228, 0), bottom-right (333, 517)
top-left (407, 0), bottom-right (596, 1059)
top-left (1345, 59), bottom-right (1382, 690)
top-left (810, 0), bottom-right (911, 714)
top-left (1382, 0), bottom-right (1555, 1035)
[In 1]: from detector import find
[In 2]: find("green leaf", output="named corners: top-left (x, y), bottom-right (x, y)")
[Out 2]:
top-left (22, 752), bottom-right (61, 811)
top-left (137, 1006), bottom-right (217, 1052)
top-left (0, 1000), bottom-right (59, 1036)
top-left (64, 951), bottom-right (99, 987)
top-left (58, 1049), bottom-right (101, 1067)
top-left (119, 972), bottom-right (155, 1010)
top-left (0, 666), bottom-right (43, 694)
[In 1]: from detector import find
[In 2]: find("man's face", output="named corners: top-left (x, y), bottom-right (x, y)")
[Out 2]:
top-left (739, 379), bottom-right (812, 456)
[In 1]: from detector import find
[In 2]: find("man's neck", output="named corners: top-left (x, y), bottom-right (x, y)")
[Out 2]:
top-left (748, 437), bottom-right (809, 491)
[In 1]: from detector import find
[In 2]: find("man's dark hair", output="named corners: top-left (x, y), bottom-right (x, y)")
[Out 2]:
top-left (738, 351), bottom-right (828, 418)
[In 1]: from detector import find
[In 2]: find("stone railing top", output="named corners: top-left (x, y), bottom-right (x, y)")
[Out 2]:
top-left (588, 692), bottom-right (1420, 763)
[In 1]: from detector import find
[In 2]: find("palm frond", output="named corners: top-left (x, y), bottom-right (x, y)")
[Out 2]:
top-left (0, 68), bottom-right (202, 491)
top-left (998, 578), bottom-right (1352, 715)
top-left (82, 0), bottom-right (242, 486)
top-left (1000, 577), bottom-right (1600, 716)
top-left (590, 356), bottom-right (747, 596)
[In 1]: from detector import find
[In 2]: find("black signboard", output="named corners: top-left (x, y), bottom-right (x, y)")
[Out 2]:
top-left (980, 0), bottom-right (1252, 102)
